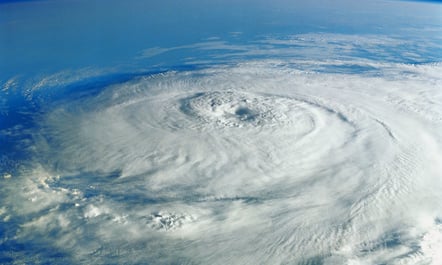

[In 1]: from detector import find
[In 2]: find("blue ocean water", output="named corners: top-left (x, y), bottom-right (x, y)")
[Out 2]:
top-left (1, 0), bottom-right (442, 264)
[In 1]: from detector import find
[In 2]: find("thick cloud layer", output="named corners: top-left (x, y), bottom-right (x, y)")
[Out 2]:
top-left (1, 60), bottom-right (441, 264)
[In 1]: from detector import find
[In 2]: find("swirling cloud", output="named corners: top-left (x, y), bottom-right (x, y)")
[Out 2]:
top-left (2, 60), bottom-right (441, 264)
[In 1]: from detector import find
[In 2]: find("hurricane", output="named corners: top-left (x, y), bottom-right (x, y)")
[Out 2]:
top-left (1, 0), bottom-right (442, 264)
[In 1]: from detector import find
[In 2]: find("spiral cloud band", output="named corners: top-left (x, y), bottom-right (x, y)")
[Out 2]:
top-left (1, 58), bottom-right (441, 264)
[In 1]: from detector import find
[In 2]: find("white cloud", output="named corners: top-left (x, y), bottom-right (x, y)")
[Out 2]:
top-left (2, 59), bottom-right (441, 264)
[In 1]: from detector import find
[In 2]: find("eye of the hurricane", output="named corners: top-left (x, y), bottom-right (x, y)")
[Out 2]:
top-left (178, 91), bottom-right (297, 128)
top-left (234, 107), bottom-right (256, 121)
